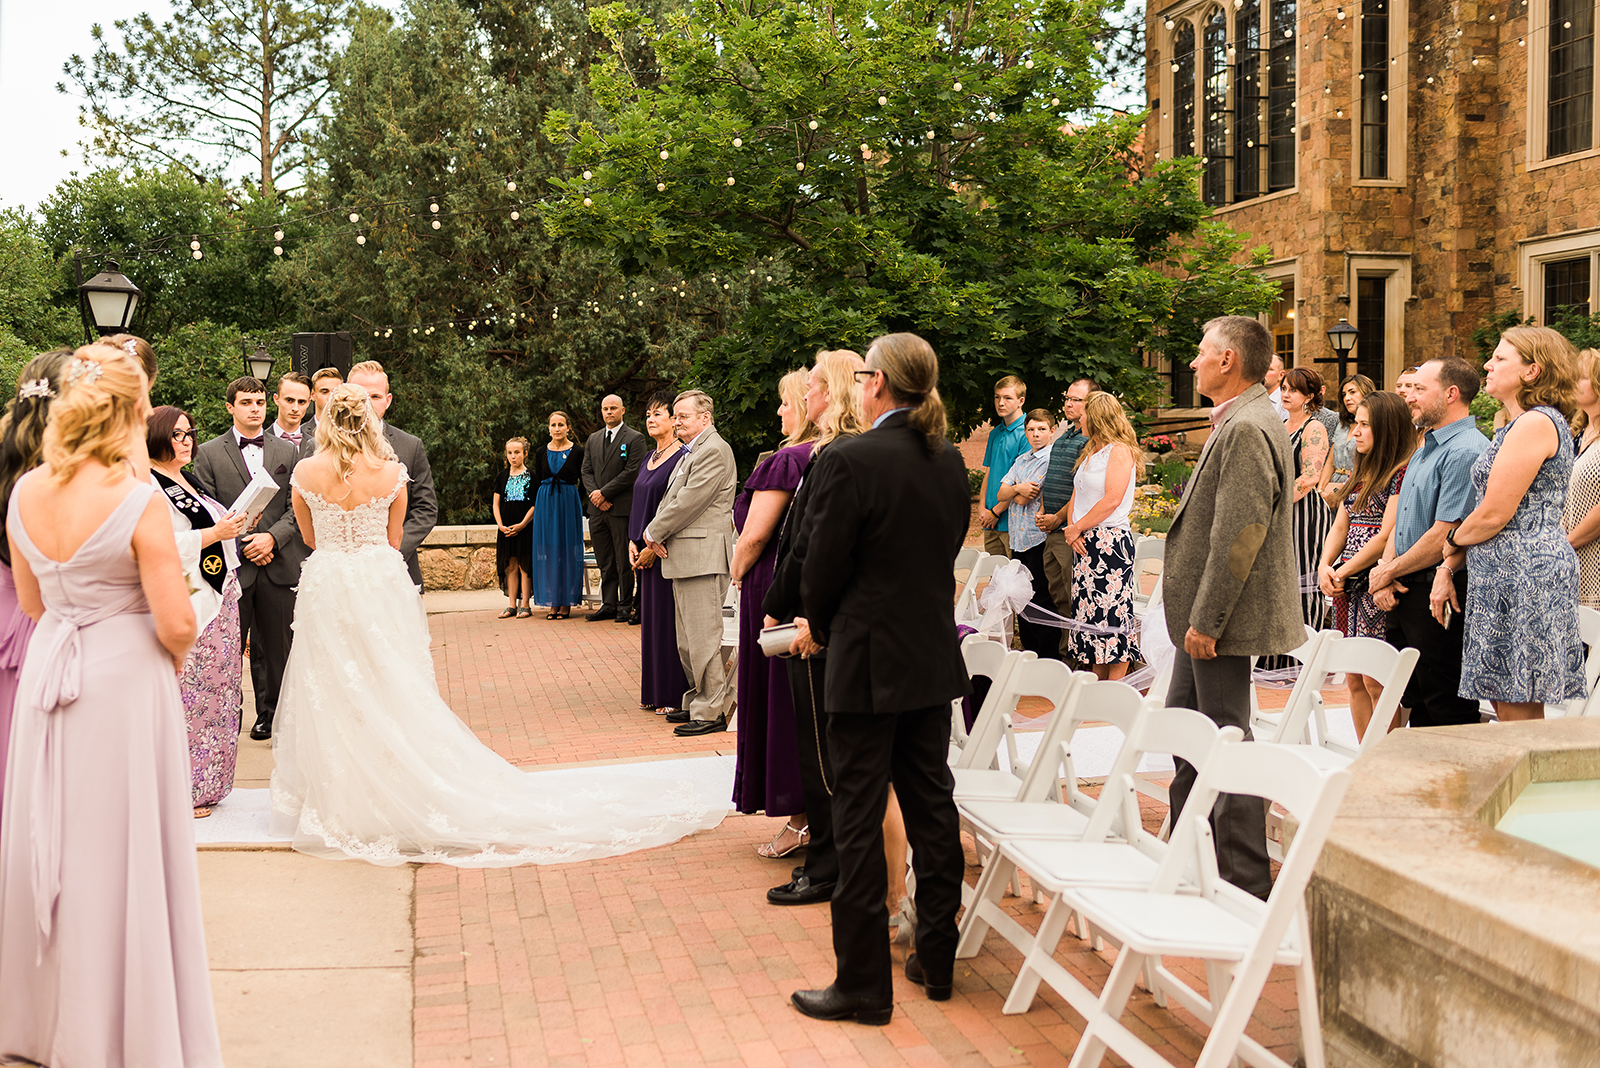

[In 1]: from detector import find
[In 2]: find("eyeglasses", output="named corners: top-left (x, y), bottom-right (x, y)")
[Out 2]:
top-left (853, 369), bottom-right (881, 382)
top-left (171, 429), bottom-right (197, 443)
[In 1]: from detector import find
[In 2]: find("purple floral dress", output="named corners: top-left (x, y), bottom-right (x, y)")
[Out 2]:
top-left (1333, 466), bottom-right (1406, 638)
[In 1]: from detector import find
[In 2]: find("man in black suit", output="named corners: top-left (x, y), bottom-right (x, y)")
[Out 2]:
top-left (580, 394), bottom-right (646, 622)
top-left (192, 376), bottom-right (309, 740)
top-left (787, 333), bottom-right (972, 1026)
top-left (346, 360), bottom-right (439, 586)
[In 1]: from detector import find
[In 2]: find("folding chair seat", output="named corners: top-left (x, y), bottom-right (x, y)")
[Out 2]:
top-left (1010, 743), bottom-right (1351, 1068)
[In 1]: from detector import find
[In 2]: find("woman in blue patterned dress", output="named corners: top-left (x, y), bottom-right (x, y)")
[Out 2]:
top-left (529, 412), bottom-right (585, 618)
top-left (1435, 326), bottom-right (1585, 720)
top-left (492, 436), bottom-right (534, 618)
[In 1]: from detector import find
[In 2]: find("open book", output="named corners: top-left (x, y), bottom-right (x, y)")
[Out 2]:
top-left (230, 468), bottom-right (281, 530)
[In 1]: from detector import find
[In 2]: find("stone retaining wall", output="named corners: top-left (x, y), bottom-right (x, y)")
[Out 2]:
top-left (418, 525), bottom-right (500, 591)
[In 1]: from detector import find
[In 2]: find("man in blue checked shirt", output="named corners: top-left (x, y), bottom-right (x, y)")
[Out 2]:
top-left (979, 375), bottom-right (1029, 558)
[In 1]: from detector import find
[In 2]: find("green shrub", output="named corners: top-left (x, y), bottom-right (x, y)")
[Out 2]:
top-left (967, 467), bottom-right (984, 499)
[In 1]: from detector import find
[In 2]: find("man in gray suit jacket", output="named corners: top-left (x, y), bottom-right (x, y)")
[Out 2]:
top-left (580, 394), bottom-right (647, 622)
top-left (192, 376), bottom-right (310, 740)
top-left (642, 389), bottom-right (736, 735)
top-left (345, 361), bottom-right (439, 587)
top-left (1162, 315), bottom-right (1303, 899)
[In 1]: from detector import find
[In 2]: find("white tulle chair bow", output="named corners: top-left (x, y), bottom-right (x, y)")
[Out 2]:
top-left (973, 559), bottom-right (1034, 639)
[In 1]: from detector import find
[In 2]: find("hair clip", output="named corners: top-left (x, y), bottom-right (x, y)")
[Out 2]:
top-left (122, 339), bottom-right (139, 358)
top-left (18, 379), bottom-right (54, 401)
top-left (66, 358), bottom-right (104, 387)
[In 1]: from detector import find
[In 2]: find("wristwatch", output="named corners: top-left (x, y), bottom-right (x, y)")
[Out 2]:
top-left (1445, 527), bottom-right (1460, 549)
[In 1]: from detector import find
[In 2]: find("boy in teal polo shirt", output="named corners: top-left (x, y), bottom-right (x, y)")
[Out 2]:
top-left (980, 375), bottom-right (1029, 557)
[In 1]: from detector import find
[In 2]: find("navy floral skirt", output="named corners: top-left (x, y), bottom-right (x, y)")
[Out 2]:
top-left (1068, 526), bottom-right (1141, 665)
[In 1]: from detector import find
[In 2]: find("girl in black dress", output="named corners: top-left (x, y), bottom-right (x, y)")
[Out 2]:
top-left (492, 436), bottom-right (535, 618)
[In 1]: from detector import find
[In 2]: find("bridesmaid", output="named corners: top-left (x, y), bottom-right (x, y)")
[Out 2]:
top-left (0, 349), bottom-right (71, 819)
top-left (148, 405), bottom-right (247, 817)
top-left (529, 411), bottom-right (585, 618)
top-left (630, 392), bottom-right (691, 716)
top-left (732, 369), bottom-right (817, 857)
top-left (0, 343), bottom-right (221, 1068)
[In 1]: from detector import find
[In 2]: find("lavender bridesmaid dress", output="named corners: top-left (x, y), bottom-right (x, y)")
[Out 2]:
top-left (0, 559), bottom-right (37, 820)
top-left (0, 478), bottom-right (222, 1068)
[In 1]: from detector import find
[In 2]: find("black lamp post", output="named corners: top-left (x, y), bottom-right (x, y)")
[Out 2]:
top-left (1322, 317), bottom-right (1360, 381)
top-left (245, 340), bottom-right (274, 382)
top-left (75, 257), bottom-right (142, 342)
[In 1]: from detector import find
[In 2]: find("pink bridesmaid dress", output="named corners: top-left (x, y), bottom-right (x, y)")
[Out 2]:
top-left (0, 558), bottom-right (37, 819)
top-left (0, 478), bottom-right (222, 1068)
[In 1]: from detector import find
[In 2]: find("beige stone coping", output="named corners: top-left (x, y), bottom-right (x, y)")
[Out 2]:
top-left (419, 524), bottom-right (498, 547)
top-left (1317, 718), bottom-right (1600, 1008)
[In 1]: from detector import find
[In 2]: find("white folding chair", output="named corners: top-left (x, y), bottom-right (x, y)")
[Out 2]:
top-left (1549, 605), bottom-right (1600, 717)
top-left (1269, 634), bottom-right (1419, 762)
top-left (1248, 626), bottom-right (1334, 744)
top-left (952, 657), bottom-right (1071, 805)
top-left (950, 634), bottom-right (1025, 757)
top-left (720, 579), bottom-right (741, 725)
top-left (1129, 537), bottom-right (1165, 614)
top-left (1035, 744), bottom-right (1350, 1068)
top-left (954, 550), bottom-right (1000, 624)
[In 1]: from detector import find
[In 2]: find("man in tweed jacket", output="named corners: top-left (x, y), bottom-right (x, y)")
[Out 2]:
top-left (1162, 315), bottom-right (1302, 898)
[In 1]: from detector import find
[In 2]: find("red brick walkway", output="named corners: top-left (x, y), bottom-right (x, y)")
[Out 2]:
top-left (411, 609), bottom-right (1311, 1068)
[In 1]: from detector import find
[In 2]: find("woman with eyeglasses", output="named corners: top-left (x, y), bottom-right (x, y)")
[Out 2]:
top-left (147, 405), bottom-right (247, 817)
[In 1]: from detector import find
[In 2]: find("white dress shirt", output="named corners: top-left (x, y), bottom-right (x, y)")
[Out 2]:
top-left (232, 426), bottom-right (267, 478)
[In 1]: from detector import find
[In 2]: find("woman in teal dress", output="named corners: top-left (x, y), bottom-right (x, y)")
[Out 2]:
top-left (529, 411), bottom-right (585, 618)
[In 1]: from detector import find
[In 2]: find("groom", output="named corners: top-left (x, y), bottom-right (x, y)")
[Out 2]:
top-left (193, 377), bottom-right (307, 740)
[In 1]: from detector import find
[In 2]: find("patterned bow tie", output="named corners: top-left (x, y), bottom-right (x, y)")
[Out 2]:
top-left (281, 431), bottom-right (302, 445)
top-left (238, 435), bottom-right (265, 449)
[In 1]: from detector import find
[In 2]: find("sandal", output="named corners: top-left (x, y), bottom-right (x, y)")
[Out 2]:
top-left (516, 607), bottom-right (532, 618)
top-left (891, 895), bottom-right (917, 946)
top-left (545, 610), bottom-right (558, 620)
top-left (757, 822), bottom-right (809, 859)
top-left (194, 806), bottom-right (213, 819)
top-left (555, 607), bottom-right (571, 619)
top-left (498, 607), bottom-right (517, 619)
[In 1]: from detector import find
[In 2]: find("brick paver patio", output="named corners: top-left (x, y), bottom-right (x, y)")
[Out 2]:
top-left (411, 607), bottom-right (1314, 1068)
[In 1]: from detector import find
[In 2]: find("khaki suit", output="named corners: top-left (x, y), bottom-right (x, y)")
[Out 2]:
top-left (1161, 382), bottom-right (1300, 898)
top-left (646, 427), bottom-right (737, 721)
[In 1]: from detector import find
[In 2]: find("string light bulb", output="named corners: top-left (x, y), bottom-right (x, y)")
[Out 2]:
top-left (510, 210), bottom-right (520, 220)
top-left (273, 229), bottom-right (284, 241)
top-left (1051, 96), bottom-right (1060, 105)
top-left (796, 162), bottom-right (805, 170)
top-left (878, 95), bottom-right (888, 105)
top-left (356, 234), bottom-right (366, 245)
top-left (349, 212), bottom-right (360, 223)
top-left (1024, 59), bottom-right (1034, 68)
top-left (192, 250), bottom-right (202, 260)
top-left (953, 82), bottom-right (962, 91)
top-left (1164, 17), bottom-right (1174, 28)
top-left (190, 238), bottom-right (201, 250)
top-left (273, 245), bottom-right (283, 256)
top-left (506, 180), bottom-right (516, 191)
top-left (583, 197), bottom-right (593, 206)
top-left (808, 119), bottom-right (819, 129)
top-left (430, 203), bottom-right (439, 212)
top-left (432, 220), bottom-right (441, 229)
top-left (582, 170), bottom-right (592, 180)
top-left (727, 176), bottom-right (735, 185)
top-left (656, 182), bottom-right (666, 191)
top-left (925, 129), bottom-right (935, 139)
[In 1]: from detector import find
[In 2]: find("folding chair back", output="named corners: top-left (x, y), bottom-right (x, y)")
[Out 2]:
top-left (1551, 606), bottom-right (1600, 717)
top-left (1129, 537), bottom-right (1165, 613)
top-left (954, 550), bottom-right (999, 623)
top-left (957, 657), bottom-right (1075, 785)
top-left (1251, 626), bottom-right (1331, 743)
top-left (1079, 703), bottom-right (1242, 844)
top-left (1011, 677), bottom-right (1139, 808)
top-left (951, 634), bottom-right (1021, 751)
top-left (955, 645), bottom-right (1037, 771)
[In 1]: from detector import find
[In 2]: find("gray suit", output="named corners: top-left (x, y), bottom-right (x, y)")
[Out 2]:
top-left (646, 426), bottom-right (736, 721)
top-left (1161, 381), bottom-right (1301, 898)
top-left (192, 430), bottom-right (308, 726)
top-left (299, 420), bottom-right (438, 587)
top-left (580, 422), bottom-right (647, 613)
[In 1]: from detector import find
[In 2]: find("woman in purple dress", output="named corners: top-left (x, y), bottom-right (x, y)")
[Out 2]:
top-left (0, 349), bottom-right (71, 820)
top-left (629, 392), bottom-right (691, 716)
top-left (732, 370), bottom-right (817, 856)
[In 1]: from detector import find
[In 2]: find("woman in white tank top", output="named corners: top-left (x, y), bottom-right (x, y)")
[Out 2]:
top-left (1061, 394), bottom-right (1143, 678)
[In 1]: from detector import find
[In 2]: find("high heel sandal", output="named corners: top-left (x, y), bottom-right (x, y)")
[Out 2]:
top-left (890, 895), bottom-right (916, 946)
top-left (756, 822), bottom-right (809, 859)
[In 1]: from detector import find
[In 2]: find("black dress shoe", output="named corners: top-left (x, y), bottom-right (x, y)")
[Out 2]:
top-left (792, 864), bottom-right (805, 881)
top-left (627, 611), bottom-right (641, 626)
top-left (248, 714), bottom-right (273, 741)
top-left (791, 986), bottom-right (892, 1026)
top-left (586, 607), bottom-right (617, 622)
top-left (905, 953), bottom-right (953, 1001)
top-left (767, 875), bottom-right (836, 905)
top-left (664, 709), bottom-right (690, 723)
top-left (673, 715), bottom-right (726, 736)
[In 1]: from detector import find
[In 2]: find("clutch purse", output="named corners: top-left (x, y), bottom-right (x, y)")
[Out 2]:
top-left (758, 623), bottom-right (799, 657)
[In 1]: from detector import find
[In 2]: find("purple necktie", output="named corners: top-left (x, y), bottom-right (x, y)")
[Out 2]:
top-left (238, 436), bottom-right (265, 449)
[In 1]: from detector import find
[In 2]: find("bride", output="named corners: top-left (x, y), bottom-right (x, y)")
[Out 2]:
top-left (269, 384), bottom-right (722, 865)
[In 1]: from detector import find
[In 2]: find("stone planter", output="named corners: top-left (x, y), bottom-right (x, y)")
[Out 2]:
top-left (417, 525), bottom-right (500, 591)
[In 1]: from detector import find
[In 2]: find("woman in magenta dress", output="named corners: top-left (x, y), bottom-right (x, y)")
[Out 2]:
top-left (0, 349), bottom-right (70, 820)
top-left (629, 392), bottom-right (691, 715)
top-left (732, 370), bottom-right (817, 857)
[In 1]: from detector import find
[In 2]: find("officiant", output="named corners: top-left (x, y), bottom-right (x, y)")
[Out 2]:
top-left (192, 377), bottom-right (308, 741)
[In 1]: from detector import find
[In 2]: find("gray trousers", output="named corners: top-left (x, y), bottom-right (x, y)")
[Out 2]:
top-left (1039, 529), bottom-right (1074, 661)
top-left (672, 571), bottom-right (732, 722)
top-left (1163, 647), bottom-right (1272, 898)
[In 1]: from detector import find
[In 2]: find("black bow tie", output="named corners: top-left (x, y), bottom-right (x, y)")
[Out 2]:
top-left (238, 436), bottom-right (265, 449)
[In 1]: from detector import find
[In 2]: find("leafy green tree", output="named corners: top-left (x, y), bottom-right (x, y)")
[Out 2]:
top-left (60, 0), bottom-right (363, 197)
top-left (282, 0), bottom-right (747, 521)
top-left (0, 208), bottom-right (81, 383)
top-left (546, 0), bottom-right (1277, 448)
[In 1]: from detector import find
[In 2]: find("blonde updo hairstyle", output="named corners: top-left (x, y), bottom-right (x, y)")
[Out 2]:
top-left (42, 344), bottom-right (148, 484)
top-left (778, 368), bottom-right (817, 446)
top-left (314, 381), bottom-right (397, 482)
top-left (811, 348), bottom-right (868, 450)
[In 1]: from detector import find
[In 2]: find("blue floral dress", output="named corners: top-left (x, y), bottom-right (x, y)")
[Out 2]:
top-left (1459, 406), bottom-right (1586, 704)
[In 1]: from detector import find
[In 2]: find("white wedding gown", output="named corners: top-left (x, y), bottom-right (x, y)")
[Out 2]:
top-left (269, 467), bottom-right (723, 866)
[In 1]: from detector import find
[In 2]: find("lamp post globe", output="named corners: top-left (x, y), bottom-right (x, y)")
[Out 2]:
top-left (245, 341), bottom-right (274, 382)
top-left (76, 259), bottom-right (142, 341)
top-left (1325, 317), bottom-right (1360, 379)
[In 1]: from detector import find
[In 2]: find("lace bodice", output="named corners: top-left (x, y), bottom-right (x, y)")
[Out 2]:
top-left (292, 466), bottom-right (408, 552)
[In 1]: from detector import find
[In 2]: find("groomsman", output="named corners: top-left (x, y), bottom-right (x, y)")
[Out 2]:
top-left (269, 372), bottom-right (312, 449)
top-left (346, 360), bottom-right (439, 586)
top-left (643, 390), bottom-right (737, 736)
top-left (192, 377), bottom-right (307, 740)
top-left (581, 394), bottom-right (646, 623)
top-left (299, 367), bottom-right (344, 448)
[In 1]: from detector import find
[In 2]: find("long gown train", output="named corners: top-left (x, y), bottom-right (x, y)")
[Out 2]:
top-left (269, 468), bottom-right (723, 866)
